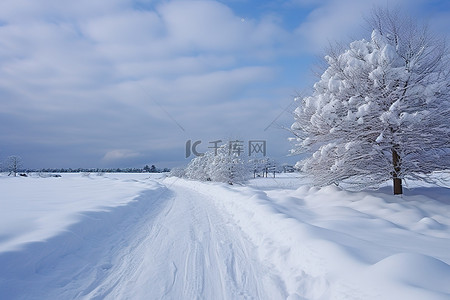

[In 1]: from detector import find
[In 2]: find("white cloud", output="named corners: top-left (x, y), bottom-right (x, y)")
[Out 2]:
top-left (0, 0), bottom-right (129, 22)
top-left (113, 55), bottom-right (236, 78)
top-left (81, 10), bottom-right (163, 49)
top-left (159, 0), bottom-right (243, 51)
top-left (103, 149), bottom-right (140, 161)
top-left (294, 0), bottom-right (419, 52)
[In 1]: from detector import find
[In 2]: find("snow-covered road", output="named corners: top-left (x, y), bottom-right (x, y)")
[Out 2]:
top-left (0, 175), bottom-right (285, 299)
top-left (81, 181), bottom-right (284, 299)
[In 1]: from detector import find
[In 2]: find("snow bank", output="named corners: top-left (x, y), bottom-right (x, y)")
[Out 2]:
top-left (0, 173), bottom-right (162, 252)
top-left (0, 173), bottom-right (168, 299)
top-left (169, 175), bottom-right (450, 299)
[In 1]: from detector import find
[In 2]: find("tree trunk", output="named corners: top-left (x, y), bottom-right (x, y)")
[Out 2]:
top-left (392, 149), bottom-right (403, 195)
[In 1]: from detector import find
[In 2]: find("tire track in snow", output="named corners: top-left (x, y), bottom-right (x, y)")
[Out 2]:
top-left (166, 181), bottom-right (285, 300)
top-left (85, 179), bottom-right (282, 299)
top-left (41, 178), bottom-right (286, 299)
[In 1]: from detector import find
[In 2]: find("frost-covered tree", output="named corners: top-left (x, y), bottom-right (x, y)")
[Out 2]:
top-left (207, 145), bottom-right (248, 183)
top-left (184, 143), bottom-right (249, 184)
top-left (291, 8), bottom-right (450, 194)
top-left (5, 155), bottom-right (22, 177)
top-left (184, 151), bottom-right (214, 181)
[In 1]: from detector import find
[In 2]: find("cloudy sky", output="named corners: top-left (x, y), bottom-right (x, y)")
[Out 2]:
top-left (1, 0), bottom-right (449, 169)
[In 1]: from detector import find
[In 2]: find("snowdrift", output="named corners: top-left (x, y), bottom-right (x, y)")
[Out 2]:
top-left (169, 174), bottom-right (450, 299)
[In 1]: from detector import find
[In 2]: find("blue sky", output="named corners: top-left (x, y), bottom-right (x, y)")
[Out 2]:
top-left (1, 0), bottom-right (449, 169)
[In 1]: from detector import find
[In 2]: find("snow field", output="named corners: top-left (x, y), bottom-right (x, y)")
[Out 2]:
top-left (0, 173), bottom-right (163, 253)
top-left (0, 173), bottom-right (168, 299)
top-left (0, 173), bottom-right (449, 299)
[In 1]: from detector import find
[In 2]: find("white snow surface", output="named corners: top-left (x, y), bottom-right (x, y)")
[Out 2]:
top-left (0, 172), bottom-right (449, 299)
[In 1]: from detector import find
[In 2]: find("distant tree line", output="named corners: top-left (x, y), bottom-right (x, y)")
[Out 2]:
top-left (35, 165), bottom-right (170, 173)
top-left (0, 158), bottom-right (170, 174)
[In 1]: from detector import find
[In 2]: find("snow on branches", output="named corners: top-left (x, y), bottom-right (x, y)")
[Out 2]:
top-left (291, 9), bottom-right (450, 193)
top-left (183, 143), bottom-right (249, 184)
